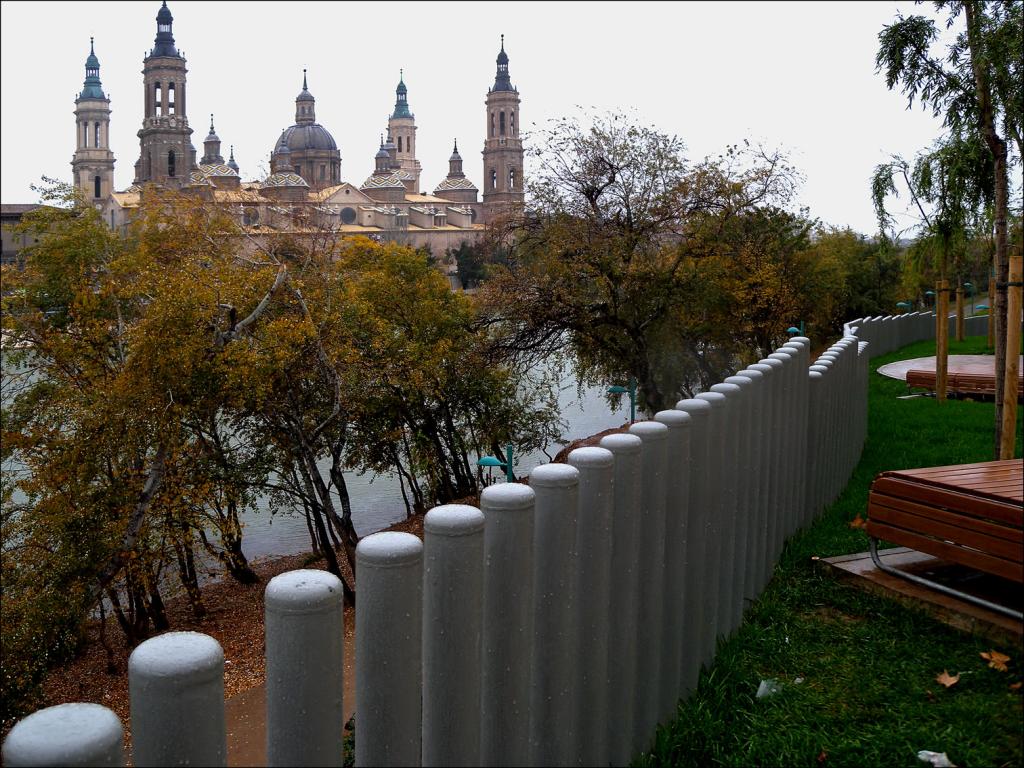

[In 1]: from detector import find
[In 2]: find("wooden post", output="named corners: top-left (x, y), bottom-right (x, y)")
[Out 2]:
top-left (955, 286), bottom-right (965, 342)
top-left (1000, 253), bottom-right (1021, 459)
top-left (988, 276), bottom-right (996, 348)
top-left (937, 280), bottom-right (949, 403)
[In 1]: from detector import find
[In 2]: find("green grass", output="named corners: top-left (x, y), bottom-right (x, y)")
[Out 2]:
top-left (640, 336), bottom-right (1023, 768)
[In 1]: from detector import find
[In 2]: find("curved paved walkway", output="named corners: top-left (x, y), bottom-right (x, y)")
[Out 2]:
top-left (877, 355), bottom-right (1022, 382)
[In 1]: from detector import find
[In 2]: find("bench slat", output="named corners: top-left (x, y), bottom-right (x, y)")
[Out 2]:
top-left (867, 519), bottom-right (1024, 583)
top-left (868, 498), bottom-right (1024, 562)
top-left (868, 492), bottom-right (1023, 546)
top-left (871, 476), bottom-right (1023, 526)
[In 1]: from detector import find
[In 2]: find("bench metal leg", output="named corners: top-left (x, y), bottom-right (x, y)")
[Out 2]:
top-left (869, 538), bottom-right (1023, 621)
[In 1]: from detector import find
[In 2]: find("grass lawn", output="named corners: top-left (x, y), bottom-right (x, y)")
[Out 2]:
top-left (640, 336), bottom-right (1024, 768)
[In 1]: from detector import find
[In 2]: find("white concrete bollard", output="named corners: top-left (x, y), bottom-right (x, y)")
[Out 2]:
top-left (2, 703), bottom-right (124, 767)
top-left (528, 463), bottom-right (580, 768)
top-left (480, 483), bottom-right (536, 768)
top-left (654, 409), bottom-right (691, 715)
top-left (265, 569), bottom-right (345, 767)
top-left (694, 391), bottom-right (727, 652)
top-left (129, 631), bottom-right (226, 767)
top-left (723, 375), bottom-right (756, 611)
top-left (732, 367), bottom-right (767, 598)
top-left (708, 381), bottom-right (743, 635)
top-left (758, 356), bottom-right (785, 567)
top-left (568, 447), bottom-right (615, 766)
top-left (423, 504), bottom-right (485, 767)
top-left (627, 420), bottom-right (669, 749)
top-left (673, 398), bottom-right (711, 689)
top-left (599, 432), bottom-right (643, 767)
top-left (356, 532), bottom-right (423, 768)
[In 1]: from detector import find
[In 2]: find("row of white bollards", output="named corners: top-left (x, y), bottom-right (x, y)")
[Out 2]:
top-left (4, 333), bottom-right (877, 767)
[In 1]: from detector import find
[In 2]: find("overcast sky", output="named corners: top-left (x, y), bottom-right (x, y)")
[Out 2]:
top-left (1, 0), bottom-right (957, 236)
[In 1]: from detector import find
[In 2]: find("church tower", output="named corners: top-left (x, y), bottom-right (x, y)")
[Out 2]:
top-left (134, 2), bottom-right (193, 187)
top-left (387, 71), bottom-right (422, 191)
top-left (201, 114), bottom-right (224, 165)
top-left (482, 36), bottom-right (524, 222)
top-left (71, 38), bottom-right (115, 203)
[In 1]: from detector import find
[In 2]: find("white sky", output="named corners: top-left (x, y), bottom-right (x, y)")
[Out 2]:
top-left (1, 0), bottom-right (955, 236)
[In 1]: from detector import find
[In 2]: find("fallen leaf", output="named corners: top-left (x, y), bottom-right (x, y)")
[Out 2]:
top-left (817, 749), bottom-right (827, 764)
top-left (935, 670), bottom-right (960, 688)
top-left (980, 650), bottom-right (1010, 672)
top-left (1010, 681), bottom-right (1022, 692)
top-left (849, 514), bottom-right (867, 530)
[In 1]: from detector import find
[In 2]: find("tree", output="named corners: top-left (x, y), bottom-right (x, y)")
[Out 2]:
top-left (479, 112), bottom-right (801, 413)
top-left (1, 184), bottom-right (561, 719)
top-left (877, 0), bottom-right (1023, 456)
top-left (872, 134), bottom-right (992, 400)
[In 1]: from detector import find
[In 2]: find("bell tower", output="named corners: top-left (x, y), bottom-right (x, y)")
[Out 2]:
top-left (387, 71), bottom-right (422, 191)
top-left (134, 2), bottom-right (193, 187)
top-left (482, 35), bottom-right (524, 223)
top-left (71, 38), bottom-right (115, 202)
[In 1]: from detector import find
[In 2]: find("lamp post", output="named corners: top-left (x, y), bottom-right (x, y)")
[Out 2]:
top-left (896, 301), bottom-right (912, 313)
top-left (925, 290), bottom-right (935, 308)
top-left (607, 378), bottom-right (637, 424)
top-left (477, 444), bottom-right (514, 483)
top-left (964, 282), bottom-right (974, 316)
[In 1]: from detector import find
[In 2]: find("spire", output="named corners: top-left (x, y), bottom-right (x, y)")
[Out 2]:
top-left (448, 138), bottom-right (465, 178)
top-left (493, 34), bottom-right (513, 92)
top-left (227, 145), bottom-right (239, 173)
top-left (152, 1), bottom-right (179, 58)
top-left (391, 70), bottom-right (412, 119)
top-left (80, 37), bottom-right (104, 99)
top-left (202, 113), bottom-right (223, 164)
top-left (295, 69), bottom-right (315, 123)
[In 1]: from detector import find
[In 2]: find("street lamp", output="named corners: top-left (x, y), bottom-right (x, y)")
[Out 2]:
top-left (607, 378), bottom-right (637, 424)
top-left (477, 444), bottom-right (515, 483)
top-left (786, 326), bottom-right (801, 336)
top-left (896, 301), bottom-right (912, 313)
top-left (925, 290), bottom-right (935, 307)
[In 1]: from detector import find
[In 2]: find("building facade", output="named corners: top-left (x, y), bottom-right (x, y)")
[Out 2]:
top-left (72, 2), bottom-right (525, 261)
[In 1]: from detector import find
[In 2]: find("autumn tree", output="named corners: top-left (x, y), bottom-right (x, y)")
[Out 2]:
top-left (479, 112), bottom-right (802, 412)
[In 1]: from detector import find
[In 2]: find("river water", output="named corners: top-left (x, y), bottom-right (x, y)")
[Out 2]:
top-left (2, 350), bottom-right (628, 561)
top-left (239, 375), bottom-right (628, 559)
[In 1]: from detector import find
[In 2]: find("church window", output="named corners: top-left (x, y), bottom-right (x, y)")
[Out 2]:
top-left (294, 165), bottom-right (302, 176)
top-left (490, 169), bottom-right (497, 189)
top-left (95, 123), bottom-right (101, 147)
top-left (320, 164), bottom-right (326, 180)
top-left (168, 150), bottom-right (176, 178)
top-left (500, 111), bottom-right (506, 136)
top-left (82, 122), bottom-right (88, 147)
top-left (510, 112), bottom-right (516, 135)
top-left (490, 113), bottom-right (495, 137)
top-left (154, 83), bottom-right (162, 116)
top-left (340, 207), bottom-right (357, 225)
top-left (509, 167), bottom-right (516, 189)
top-left (398, 136), bottom-right (403, 152)
top-left (94, 175), bottom-right (101, 199)
top-left (168, 82), bottom-right (176, 114)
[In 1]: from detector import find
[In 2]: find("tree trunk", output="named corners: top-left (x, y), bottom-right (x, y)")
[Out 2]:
top-left (1001, 248), bottom-right (1021, 459)
top-left (964, 0), bottom-right (1009, 456)
top-left (937, 279), bottom-right (949, 403)
top-left (988, 275), bottom-right (996, 348)
top-left (955, 285), bottom-right (965, 342)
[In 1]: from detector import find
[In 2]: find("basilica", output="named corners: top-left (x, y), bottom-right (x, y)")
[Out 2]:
top-left (71, 2), bottom-right (525, 256)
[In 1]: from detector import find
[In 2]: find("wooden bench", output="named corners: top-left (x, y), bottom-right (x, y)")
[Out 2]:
top-left (905, 369), bottom-right (1023, 399)
top-left (866, 460), bottom-right (1023, 619)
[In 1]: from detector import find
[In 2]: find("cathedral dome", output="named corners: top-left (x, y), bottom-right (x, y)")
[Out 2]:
top-left (275, 124), bottom-right (338, 153)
